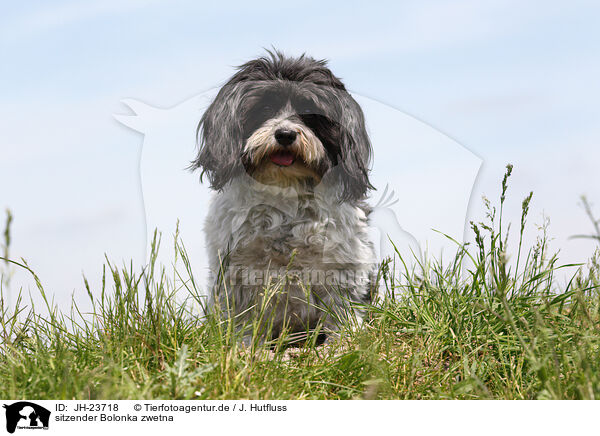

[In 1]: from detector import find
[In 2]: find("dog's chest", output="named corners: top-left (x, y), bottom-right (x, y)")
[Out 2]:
top-left (232, 198), bottom-right (330, 266)
top-left (205, 187), bottom-right (373, 272)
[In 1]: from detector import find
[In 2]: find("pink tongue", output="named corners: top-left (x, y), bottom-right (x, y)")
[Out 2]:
top-left (270, 151), bottom-right (295, 166)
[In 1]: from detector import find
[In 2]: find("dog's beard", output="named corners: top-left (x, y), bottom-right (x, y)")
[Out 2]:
top-left (243, 119), bottom-right (326, 187)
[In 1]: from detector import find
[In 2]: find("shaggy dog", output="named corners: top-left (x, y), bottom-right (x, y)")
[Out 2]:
top-left (192, 51), bottom-right (377, 343)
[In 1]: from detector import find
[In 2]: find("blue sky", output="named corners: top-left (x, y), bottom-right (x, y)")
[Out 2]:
top-left (1, 0), bottom-right (599, 310)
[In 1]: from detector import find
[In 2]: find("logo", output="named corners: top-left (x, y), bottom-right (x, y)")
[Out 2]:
top-left (115, 91), bottom-right (481, 287)
top-left (3, 402), bottom-right (50, 434)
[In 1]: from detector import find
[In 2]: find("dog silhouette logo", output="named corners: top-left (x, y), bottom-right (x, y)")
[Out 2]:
top-left (3, 402), bottom-right (50, 434)
top-left (115, 90), bottom-right (480, 287)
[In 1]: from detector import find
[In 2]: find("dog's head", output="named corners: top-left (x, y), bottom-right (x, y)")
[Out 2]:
top-left (193, 50), bottom-right (373, 201)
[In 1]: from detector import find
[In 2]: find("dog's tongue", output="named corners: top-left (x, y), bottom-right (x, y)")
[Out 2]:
top-left (270, 151), bottom-right (295, 166)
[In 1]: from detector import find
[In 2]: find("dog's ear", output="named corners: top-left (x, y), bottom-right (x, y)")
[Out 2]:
top-left (334, 94), bottom-right (374, 202)
top-left (191, 81), bottom-right (247, 190)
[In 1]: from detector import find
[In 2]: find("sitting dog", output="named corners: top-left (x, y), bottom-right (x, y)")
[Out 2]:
top-left (192, 50), bottom-right (377, 343)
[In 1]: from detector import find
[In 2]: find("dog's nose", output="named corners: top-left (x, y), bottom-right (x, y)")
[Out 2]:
top-left (274, 129), bottom-right (297, 147)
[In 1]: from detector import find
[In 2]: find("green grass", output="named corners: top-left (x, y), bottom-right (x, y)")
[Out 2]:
top-left (1, 166), bottom-right (599, 399)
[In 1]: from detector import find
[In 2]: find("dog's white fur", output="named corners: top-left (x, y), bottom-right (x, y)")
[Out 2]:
top-left (205, 174), bottom-right (377, 339)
